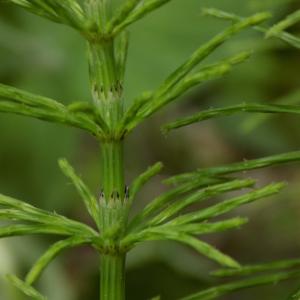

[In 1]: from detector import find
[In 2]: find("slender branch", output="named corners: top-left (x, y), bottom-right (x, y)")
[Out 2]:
top-left (153, 13), bottom-right (268, 98)
top-left (0, 84), bottom-right (106, 137)
top-left (8, 0), bottom-right (86, 30)
top-left (242, 88), bottom-right (300, 132)
top-left (147, 179), bottom-right (255, 226)
top-left (115, 31), bottom-right (130, 82)
top-left (0, 194), bottom-right (98, 237)
top-left (166, 151), bottom-right (300, 185)
top-left (162, 103), bottom-right (300, 132)
top-left (122, 229), bottom-right (240, 268)
top-left (6, 275), bottom-right (46, 300)
top-left (180, 270), bottom-right (300, 300)
top-left (212, 258), bottom-right (300, 277)
top-left (128, 179), bottom-right (254, 231)
top-left (168, 183), bottom-right (285, 226)
top-left (266, 9), bottom-right (300, 38)
top-left (0, 83), bottom-right (65, 110)
top-left (202, 7), bottom-right (300, 49)
top-left (25, 236), bottom-right (91, 285)
top-left (0, 224), bottom-right (73, 238)
top-left (59, 158), bottom-right (101, 229)
top-left (128, 162), bottom-right (163, 207)
top-left (112, 0), bottom-right (174, 35)
top-left (107, 0), bottom-right (142, 32)
top-left (122, 217), bottom-right (247, 246)
top-left (120, 11), bottom-right (270, 134)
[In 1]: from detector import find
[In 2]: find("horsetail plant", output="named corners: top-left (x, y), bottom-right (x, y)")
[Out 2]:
top-left (1, 1), bottom-right (300, 299)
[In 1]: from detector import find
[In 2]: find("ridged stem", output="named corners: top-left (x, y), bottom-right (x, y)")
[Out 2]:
top-left (88, 38), bottom-right (123, 130)
top-left (100, 254), bottom-right (126, 300)
top-left (86, 3), bottom-right (127, 300)
top-left (100, 141), bottom-right (125, 201)
top-left (99, 141), bottom-right (127, 300)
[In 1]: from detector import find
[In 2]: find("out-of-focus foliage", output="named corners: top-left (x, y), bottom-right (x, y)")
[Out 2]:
top-left (0, 0), bottom-right (300, 299)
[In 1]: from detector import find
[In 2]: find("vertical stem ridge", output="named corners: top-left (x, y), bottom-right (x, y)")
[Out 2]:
top-left (85, 3), bottom-right (127, 300)
top-left (99, 141), bottom-right (126, 300)
top-left (88, 38), bottom-right (123, 129)
top-left (100, 254), bottom-right (126, 300)
top-left (100, 141), bottom-right (125, 201)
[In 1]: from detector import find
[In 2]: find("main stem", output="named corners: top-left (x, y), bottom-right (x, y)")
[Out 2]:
top-left (86, 2), bottom-right (128, 298)
top-left (100, 253), bottom-right (126, 300)
top-left (99, 140), bottom-right (127, 300)
top-left (101, 141), bottom-right (124, 201)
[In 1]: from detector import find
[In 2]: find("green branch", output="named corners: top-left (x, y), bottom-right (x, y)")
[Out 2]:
top-left (122, 228), bottom-right (240, 268)
top-left (0, 224), bottom-right (72, 238)
top-left (242, 88), bottom-right (300, 133)
top-left (166, 151), bottom-right (300, 185)
top-left (6, 275), bottom-right (46, 300)
top-left (0, 83), bottom-right (65, 110)
top-left (0, 83), bottom-right (107, 138)
top-left (202, 7), bottom-right (300, 49)
top-left (162, 103), bottom-right (300, 133)
top-left (127, 177), bottom-right (241, 231)
top-left (59, 158), bottom-right (101, 229)
top-left (115, 31), bottom-right (130, 82)
top-left (128, 162), bottom-right (163, 207)
top-left (112, 0), bottom-right (174, 35)
top-left (0, 193), bottom-right (98, 237)
top-left (147, 179), bottom-right (255, 226)
top-left (9, 0), bottom-right (86, 30)
top-left (25, 236), bottom-right (91, 285)
top-left (266, 9), bottom-right (300, 38)
top-left (120, 11), bottom-right (270, 134)
top-left (180, 270), bottom-right (300, 300)
top-left (169, 183), bottom-right (285, 226)
top-left (212, 258), bottom-right (300, 277)
top-left (108, 0), bottom-right (143, 32)
top-left (123, 217), bottom-right (247, 246)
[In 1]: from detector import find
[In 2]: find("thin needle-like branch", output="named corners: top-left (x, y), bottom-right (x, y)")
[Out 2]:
top-left (212, 258), bottom-right (300, 277)
top-left (180, 270), bottom-right (300, 300)
top-left (120, 12), bottom-right (270, 134)
top-left (202, 7), bottom-right (300, 49)
top-left (0, 193), bottom-right (98, 237)
top-left (168, 183), bottom-right (285, 226)
top-left (112, 0), bottom-right (174, 35)
top-left (122, 217), bottom-right (247, 246)
top-left (166, 151), bottom-right (300, 185)
top-left (129, 162), bottom-right (163, 207)
top-left (7, 275), bottom-right (47, 300)
top-left (266, 9), bottom-right (300, 38)
top-left (8, 0), bottom-right (86, 30)
top-left (25, 236), bottom-right (92, 285)
top-left (0, 84), bottom-right (107, 138)
top-left (58, 158), bottom-right (101, 229)
top-left (146, 179), bottom-right (255, 226)
top-left (107, 0), bottom-right (142, 32)
top-left (162, 103), bottom-right (300, 133)
top-left (122, 227), bottom-right (241, 268)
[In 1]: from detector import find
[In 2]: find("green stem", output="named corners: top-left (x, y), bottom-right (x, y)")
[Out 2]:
top-left (85, 3), bottom-right (127, 299)
top-left (100, 254), bottom-right (126, 300)
top-left (99, 141), bottom-right (127, 300)
top-left (88, 38), bottom-right (123, 129)
top-left (100, 141), bottom-right (125, 200)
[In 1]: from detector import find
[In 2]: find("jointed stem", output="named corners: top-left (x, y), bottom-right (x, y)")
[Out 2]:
top-left (87, 2), bottom-right (128, 295)
top-left (100, 141), bottom-right (125, 201)
top-left (88, 38), bottom-right (123, 129)
top-left (99, 141), bottom-right (127, 300)
top-left (100, 254), bottom-right (126, 300)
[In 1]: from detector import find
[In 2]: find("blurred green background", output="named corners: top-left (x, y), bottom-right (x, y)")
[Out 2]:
top-left (1, 0), bottom-right (300, 299)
